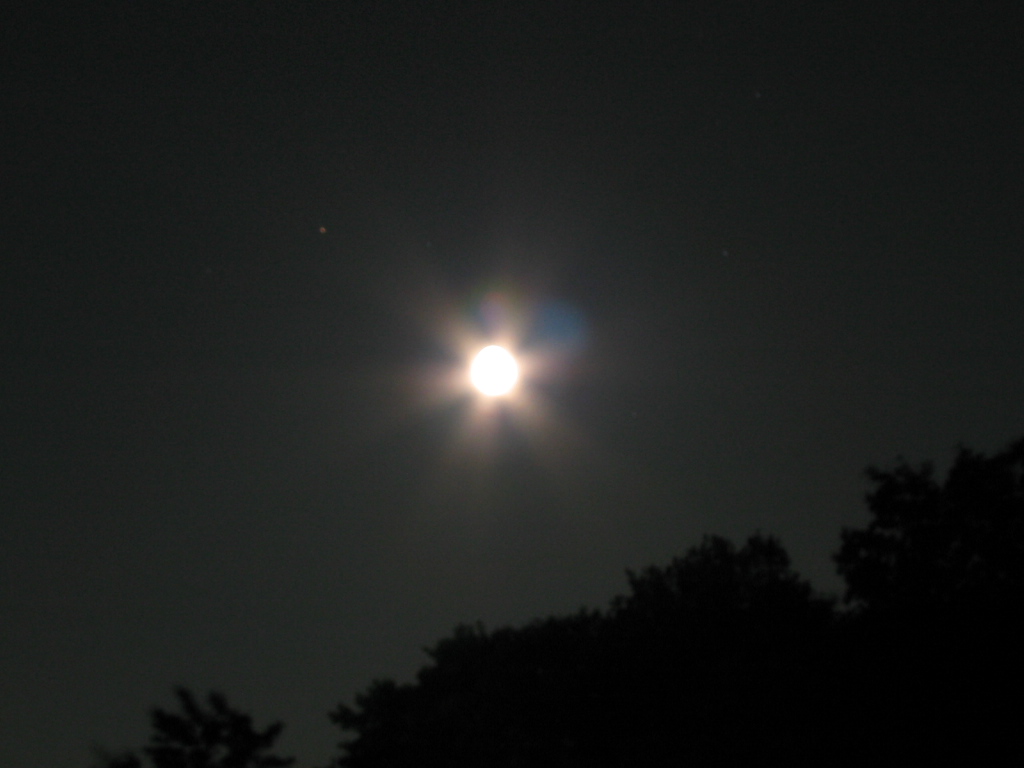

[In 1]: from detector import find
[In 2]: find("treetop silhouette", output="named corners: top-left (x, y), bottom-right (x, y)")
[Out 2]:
top-left (91, 688), bottom-right (294, 768)
top-left (836, 437), bottom-right (1024, 612)
top-left (93, 438), bottom-right (1024, 766)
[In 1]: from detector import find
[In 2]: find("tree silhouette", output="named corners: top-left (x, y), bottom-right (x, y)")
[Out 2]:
top-left (328, 534), bottom-right (833, 767)
top-left (615, 533), bottom-right (830, 623)
top-left (605, 534), bottom-right (834, 765)
top-left (91, 440), bottom-right (1024, 766)
top-left (832, 439), bottom-right (1024, 760)
top-left (91, 688), bottom-right (294, 768)
top-left (835, 437), bottom-right (1024, 612)
top-left (329, 614), bottom-right (607, 768)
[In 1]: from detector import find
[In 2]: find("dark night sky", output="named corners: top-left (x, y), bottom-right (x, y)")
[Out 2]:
top-left (3, 2), bottom-right (1023, 765)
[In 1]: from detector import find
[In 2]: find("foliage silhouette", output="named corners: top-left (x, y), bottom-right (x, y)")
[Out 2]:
top-left (328, 534), bottom-right (833, 767)
top-left (836, 437), bottom-right (1024, 612)
top-left (90, 688), bottom-right (294, 768)
top-left (93, 439), bottom-right (1024, 766)
top-left (831, 438), bottom-right (1024, 760)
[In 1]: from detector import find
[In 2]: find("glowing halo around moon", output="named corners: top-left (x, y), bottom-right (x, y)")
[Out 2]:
top-left (470, 345), bottom-right (519, 396)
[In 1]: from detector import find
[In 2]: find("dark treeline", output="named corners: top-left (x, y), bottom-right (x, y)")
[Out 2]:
top-left (95, 439), bottom-right (1024, 767)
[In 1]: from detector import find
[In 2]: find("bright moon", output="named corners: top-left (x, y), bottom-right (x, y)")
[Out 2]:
top-left (470, 345), bottom-right (519, 396)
